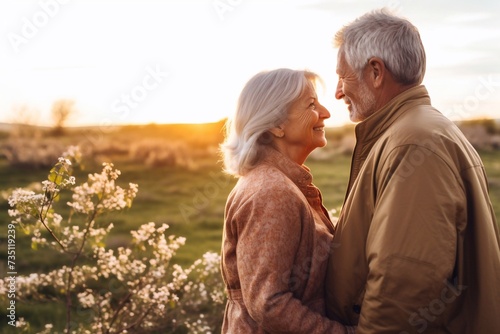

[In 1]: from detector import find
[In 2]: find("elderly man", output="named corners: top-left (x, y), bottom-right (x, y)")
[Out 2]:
top-left (325, 9), bottom-right (500, 333)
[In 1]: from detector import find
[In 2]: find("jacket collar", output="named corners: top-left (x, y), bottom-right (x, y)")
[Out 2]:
top-left (354, 85), bottom-right (431, 143)
top-left (343, 85), bottom-right (431, 197)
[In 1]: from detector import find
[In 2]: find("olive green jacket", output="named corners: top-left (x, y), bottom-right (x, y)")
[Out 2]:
top-left (326, 85), bottom-right (500, 333)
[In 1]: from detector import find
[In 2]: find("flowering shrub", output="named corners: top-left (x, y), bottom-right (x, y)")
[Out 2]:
top-left (0, 136), bottom-right (70, 169)
top-left (1, 146), bottom-right (226, 333)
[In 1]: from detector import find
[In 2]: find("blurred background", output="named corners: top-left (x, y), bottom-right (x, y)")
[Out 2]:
top-left (0, 0), bottom-right (499, 332)
top-left (0, 0), bottom-right (499, 127)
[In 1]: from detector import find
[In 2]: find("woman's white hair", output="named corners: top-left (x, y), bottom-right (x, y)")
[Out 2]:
top-left (220, 68), bottom-right (320, 177)
top-left (334, 8), bottom-right (426, 85)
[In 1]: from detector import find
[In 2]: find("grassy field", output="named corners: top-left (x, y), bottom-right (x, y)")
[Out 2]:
top-left (0, 123), bottom-right (499, 332)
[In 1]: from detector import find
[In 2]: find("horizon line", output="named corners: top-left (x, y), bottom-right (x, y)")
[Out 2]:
top-left (1, 116), bottom-right (499, 130)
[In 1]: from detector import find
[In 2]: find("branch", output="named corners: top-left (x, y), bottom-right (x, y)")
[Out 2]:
top-left (124, 304), bottom-right (154, 332)
top-left (105, 273), bottom-right (148, 333)
top-left (38, 217), bottom-right (67, 252)
top-left (105, 291), bottom-right (133, 334)
top-left (37, 195), bottom-right (75, 255)
top-left (65, 208), bottom-right (99, 334)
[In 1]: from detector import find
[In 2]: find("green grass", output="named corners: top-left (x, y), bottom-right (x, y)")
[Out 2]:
top-left (306, 154), bottom-right (352, 211)
top-left (476, 150), bottom-right (500, 221)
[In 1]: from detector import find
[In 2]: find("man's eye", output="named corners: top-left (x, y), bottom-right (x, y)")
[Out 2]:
top-left (309, 103), bottom-right (316, 109)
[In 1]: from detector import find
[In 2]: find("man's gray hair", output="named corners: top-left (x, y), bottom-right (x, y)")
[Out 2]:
top-left (334, 8), bottom-right (426, 85)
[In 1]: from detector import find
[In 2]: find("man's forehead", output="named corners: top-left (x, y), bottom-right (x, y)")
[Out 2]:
top-left (336, 52), bottom-right (345, 73)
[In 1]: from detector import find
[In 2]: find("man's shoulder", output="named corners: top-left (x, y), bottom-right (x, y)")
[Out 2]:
top-left (386, 105), bottom-right (465, 146)
top-left (393, 105), bottom-right (453, 135)
top-left (381, 105), bottom-right (482, 168)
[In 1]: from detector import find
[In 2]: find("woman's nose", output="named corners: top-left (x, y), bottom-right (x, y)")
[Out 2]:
top-left (319, 104), bottom-right (331, 119)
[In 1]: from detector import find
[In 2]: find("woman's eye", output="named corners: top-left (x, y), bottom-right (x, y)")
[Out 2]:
top-left (309, 103), bottom-right (316, 109)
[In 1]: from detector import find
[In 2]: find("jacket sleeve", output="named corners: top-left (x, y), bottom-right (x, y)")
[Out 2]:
top-left (232, 179), bottom-right (347, 334)
top-left (357, 144), bottom-right (463, 333)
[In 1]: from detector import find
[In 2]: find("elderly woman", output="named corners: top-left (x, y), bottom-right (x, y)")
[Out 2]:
top-left (220, 68), bottom-right (353, 333)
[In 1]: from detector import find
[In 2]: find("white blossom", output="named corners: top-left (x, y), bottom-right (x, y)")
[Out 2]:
top-left (4, 154), bottom-right (226, 333)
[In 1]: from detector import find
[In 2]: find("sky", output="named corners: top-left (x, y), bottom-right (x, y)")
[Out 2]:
top-left (0, 0), bottom-right (499, 128)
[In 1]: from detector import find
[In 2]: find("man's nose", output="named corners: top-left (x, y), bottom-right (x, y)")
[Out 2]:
top-left (335, 80), bottom-right (344, 100)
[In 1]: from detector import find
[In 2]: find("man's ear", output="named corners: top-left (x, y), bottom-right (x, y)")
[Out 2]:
top-left (269, 125), bottom-right (284, 138)
top-left (366, 57), bottom-right (385, 89)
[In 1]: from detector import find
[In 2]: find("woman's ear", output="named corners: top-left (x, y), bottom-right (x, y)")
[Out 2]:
top-left (269, 126), bottom-right (284, 138)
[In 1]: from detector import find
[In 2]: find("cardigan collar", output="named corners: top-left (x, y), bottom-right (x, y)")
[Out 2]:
top-left (258, 147), bottom-right (334, 232)
top-left (261, 147), bottom-right (320, 200)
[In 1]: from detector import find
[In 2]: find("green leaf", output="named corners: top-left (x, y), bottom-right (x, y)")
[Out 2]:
top-left (19, 222), bottom-right (30, 235)
top-left (169, 300), bottom-right (177, 309)
top-left (48, 166), bottom-right (64, 186)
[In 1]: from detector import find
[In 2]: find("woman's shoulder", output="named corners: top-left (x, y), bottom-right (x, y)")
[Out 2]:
top-left (228, 163), bottom-right (306, 216)
top-left (232, 163), bottom-right (301, 201)
top-left (246, 163), bottom-right (295, 188)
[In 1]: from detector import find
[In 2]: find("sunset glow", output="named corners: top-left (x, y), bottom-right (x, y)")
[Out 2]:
top-left (0, 0), bottom-right (499, 127)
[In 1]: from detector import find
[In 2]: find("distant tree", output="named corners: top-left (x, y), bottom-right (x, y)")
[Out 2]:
top-left (51, 99), bottom-right (76, 135)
